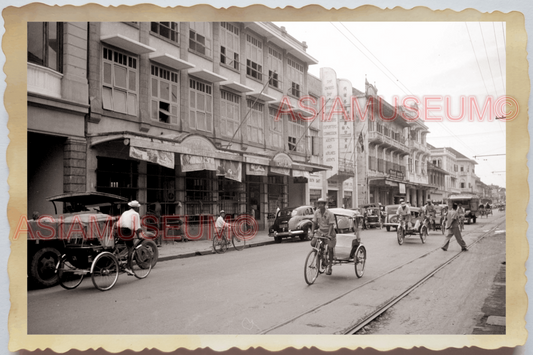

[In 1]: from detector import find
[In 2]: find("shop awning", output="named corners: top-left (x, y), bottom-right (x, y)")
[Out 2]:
top-left (89, 133), bottom-right (242, 162)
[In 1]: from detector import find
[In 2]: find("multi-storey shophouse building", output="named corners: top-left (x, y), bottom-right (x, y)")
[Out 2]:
top-left (28, 22), bottom-right (90, 217)
top-left (28, 21), bottom-right (331, 232)
top-left (429, 145), bottom-right (461, 199)
top-left (427, 161), bottom-right (448, 203)
top-left (364, 81), bottom-right (431, 207)
top-left (447, 147), bottom-right (479, 194)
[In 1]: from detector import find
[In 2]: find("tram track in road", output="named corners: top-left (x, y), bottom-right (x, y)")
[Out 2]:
top-left (260, 215), bottom-right (506, 335)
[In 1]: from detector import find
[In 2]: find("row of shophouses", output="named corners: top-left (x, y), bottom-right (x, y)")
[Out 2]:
top-left (27, 21), bottom-right (504, 231)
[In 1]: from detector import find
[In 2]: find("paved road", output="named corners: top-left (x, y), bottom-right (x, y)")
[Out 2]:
top-left (360, 220), bottom-right (506, 334)
top-left (27, 210), bottom-right (505, 335)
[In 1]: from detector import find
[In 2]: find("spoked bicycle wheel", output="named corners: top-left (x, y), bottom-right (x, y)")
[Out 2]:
top-left (318, 246), bottom-right (328, 274)
top-left (354, 245), bottom-right (366, 278)
top-left (213, 236), bottom-right (228, 254)
top-left (231, 234), bottom-right (246, 251)
top-left (91, 252), bottom-right (119, 291)
top-left (304, 249), bottom-right (319, 285)
top-left (131, 240), bottom-right (153, 279)
top-left (57, 255), bottom-right (85, 290)
top-left (397, 226), bottom-right (405, 245)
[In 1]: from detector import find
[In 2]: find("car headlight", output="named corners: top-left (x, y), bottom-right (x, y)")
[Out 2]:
top-left (390, 216), bottom-right (398, 223)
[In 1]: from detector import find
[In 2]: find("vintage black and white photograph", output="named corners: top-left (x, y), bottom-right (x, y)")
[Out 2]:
top-left (8, 4), bottom-right (528, 353)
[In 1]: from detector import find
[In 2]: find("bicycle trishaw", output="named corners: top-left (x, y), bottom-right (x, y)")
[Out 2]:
top-left (304, 208), bottom-right (366, 285)
top-left (55, 214), bottom-right (158, 291)
top-left (480, 199), bottom-right (493, 217)
top-left (396, 207), bottom-right (429, 245)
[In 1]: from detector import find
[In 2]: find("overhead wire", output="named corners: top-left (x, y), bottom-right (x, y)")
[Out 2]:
top-left (333, 22), bottom-right (482, 158)
top-left (330, 22), bottom-right (505, 183)
top-left (478, 22), bottom-right (500, 97)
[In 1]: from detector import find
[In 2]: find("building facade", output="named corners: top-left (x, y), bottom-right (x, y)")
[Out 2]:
top-left (28, 21), bottom-right (331, 232)
top-left (363, 81), bottom-right (431, 207)
top-left (28, 22), bottom-right (90, 217)
top-left (427, 161), bottom-right (448, 203)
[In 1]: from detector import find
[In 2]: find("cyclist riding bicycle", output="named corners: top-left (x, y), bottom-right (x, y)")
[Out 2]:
top-left (396, 200), bottom-right (412, 229)
top-left (423, 200), bottom-right (436, 230)
top-left (215, 210), bottom-right (229, 236)
top-left (117, 200), bottom-right (143, 276)
top-left (311, 198), bottom-right (336, 276)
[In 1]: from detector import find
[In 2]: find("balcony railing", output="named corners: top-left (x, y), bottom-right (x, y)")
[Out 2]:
top-left (409, 139), bottom-right (430, 153)
top-left (368, 156), bottom-right (406, 179)
top-left (367, 130), bottom-right (410, 154)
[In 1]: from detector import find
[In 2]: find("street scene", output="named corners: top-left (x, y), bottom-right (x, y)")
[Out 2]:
top-left (25, 20), bottom-right (507, 338)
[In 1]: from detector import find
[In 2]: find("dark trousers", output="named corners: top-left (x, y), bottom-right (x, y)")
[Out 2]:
top-left (119, 228), bottom-right (135, 269)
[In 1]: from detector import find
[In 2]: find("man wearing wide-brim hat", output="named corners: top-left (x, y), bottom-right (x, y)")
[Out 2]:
top-left (396, 199), bottom-right (412, 228)
top-left (311, 197), bottom-right (336, 275)
top-left (118, 200), bottom-right (142, 275)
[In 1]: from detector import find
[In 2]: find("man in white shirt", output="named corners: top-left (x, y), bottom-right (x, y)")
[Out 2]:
top-left (396, 200), bottom-right (412, 228)
top-left (215, 210), bottom-right (228, 236)
top-left (118, 200), bottom-right (142, 275)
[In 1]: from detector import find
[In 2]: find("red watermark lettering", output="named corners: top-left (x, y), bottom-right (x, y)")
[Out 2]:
top-left (423, 96), bottom-right (443, 122)
top-left (444, 95), bottom-right (466, 122)
top-left (494, 95), bottom-right (519, 122)
top-left (140, 215), bottom-right (159, 240)
top-left (378, 96), bottom-right (398, 122)
top-left (13, 215), bottom-right (31, 241)
top-left (35, 215), bottom-right (56, 240)
top-left (468, 96), bottom-right (494, 122)
top-left (297, 95), bottom-right (317, 121)
top-left (233, 214), bottom-right (259, 241)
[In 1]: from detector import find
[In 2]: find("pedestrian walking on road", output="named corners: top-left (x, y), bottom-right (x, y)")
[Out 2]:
top-left (441, 203), bottom-right (468, 252)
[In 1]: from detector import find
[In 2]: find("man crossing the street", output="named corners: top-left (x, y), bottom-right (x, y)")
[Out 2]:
top-left (441, 203), bottom-right (468, 252)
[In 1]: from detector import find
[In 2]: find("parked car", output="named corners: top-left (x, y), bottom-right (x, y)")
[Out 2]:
top-left (268, 205), bottom-right (315, 243)
top-left (383, 204), bottom-right (422, 232)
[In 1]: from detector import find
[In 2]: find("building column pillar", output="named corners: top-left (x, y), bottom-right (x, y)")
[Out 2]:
top-left (64, 137), bottom-right (87, 194)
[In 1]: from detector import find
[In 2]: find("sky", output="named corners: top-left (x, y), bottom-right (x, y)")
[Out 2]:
top-left (275, 21), bottom-right (507, 188)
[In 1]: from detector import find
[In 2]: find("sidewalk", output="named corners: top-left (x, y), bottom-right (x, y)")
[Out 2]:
top-left (156, 229), bottom-right (275, 261)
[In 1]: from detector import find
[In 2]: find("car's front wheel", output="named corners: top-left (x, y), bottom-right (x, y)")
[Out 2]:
top-left (274, 236), bottom-right (282, 243)
top-left (300, 226), bottom-right (310, 241)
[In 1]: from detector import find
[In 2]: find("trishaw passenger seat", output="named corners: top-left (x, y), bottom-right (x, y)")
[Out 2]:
top-left (337, 217), bottom-right (352, 234)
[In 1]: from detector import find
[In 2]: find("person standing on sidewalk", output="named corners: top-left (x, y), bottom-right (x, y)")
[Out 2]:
top-left (311, 198), bottom-right (336, 275)
top-left (441, 203), bottom-right (468, 252)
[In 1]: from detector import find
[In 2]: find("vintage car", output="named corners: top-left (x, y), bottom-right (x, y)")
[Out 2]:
top-left (383, 204), bottom-right (422, 232)
top-left (360, 204), bottom-right (382, 229)
top-left (268, 205), bottom-right (315, 243)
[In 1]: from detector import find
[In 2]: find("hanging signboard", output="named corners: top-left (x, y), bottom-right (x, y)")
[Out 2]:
top-left (180, 154), bottom-right (216, 172)
top-left (130, 146), bottom-right (175, 169)
top-left (246, 163), bottom-right (268, 176)
top-left (399, 183), bottom-right (406, 194)
top-left (320, 67), bottom-right (339, 179)
top-left (216, 159), bottom-right (242, 182)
